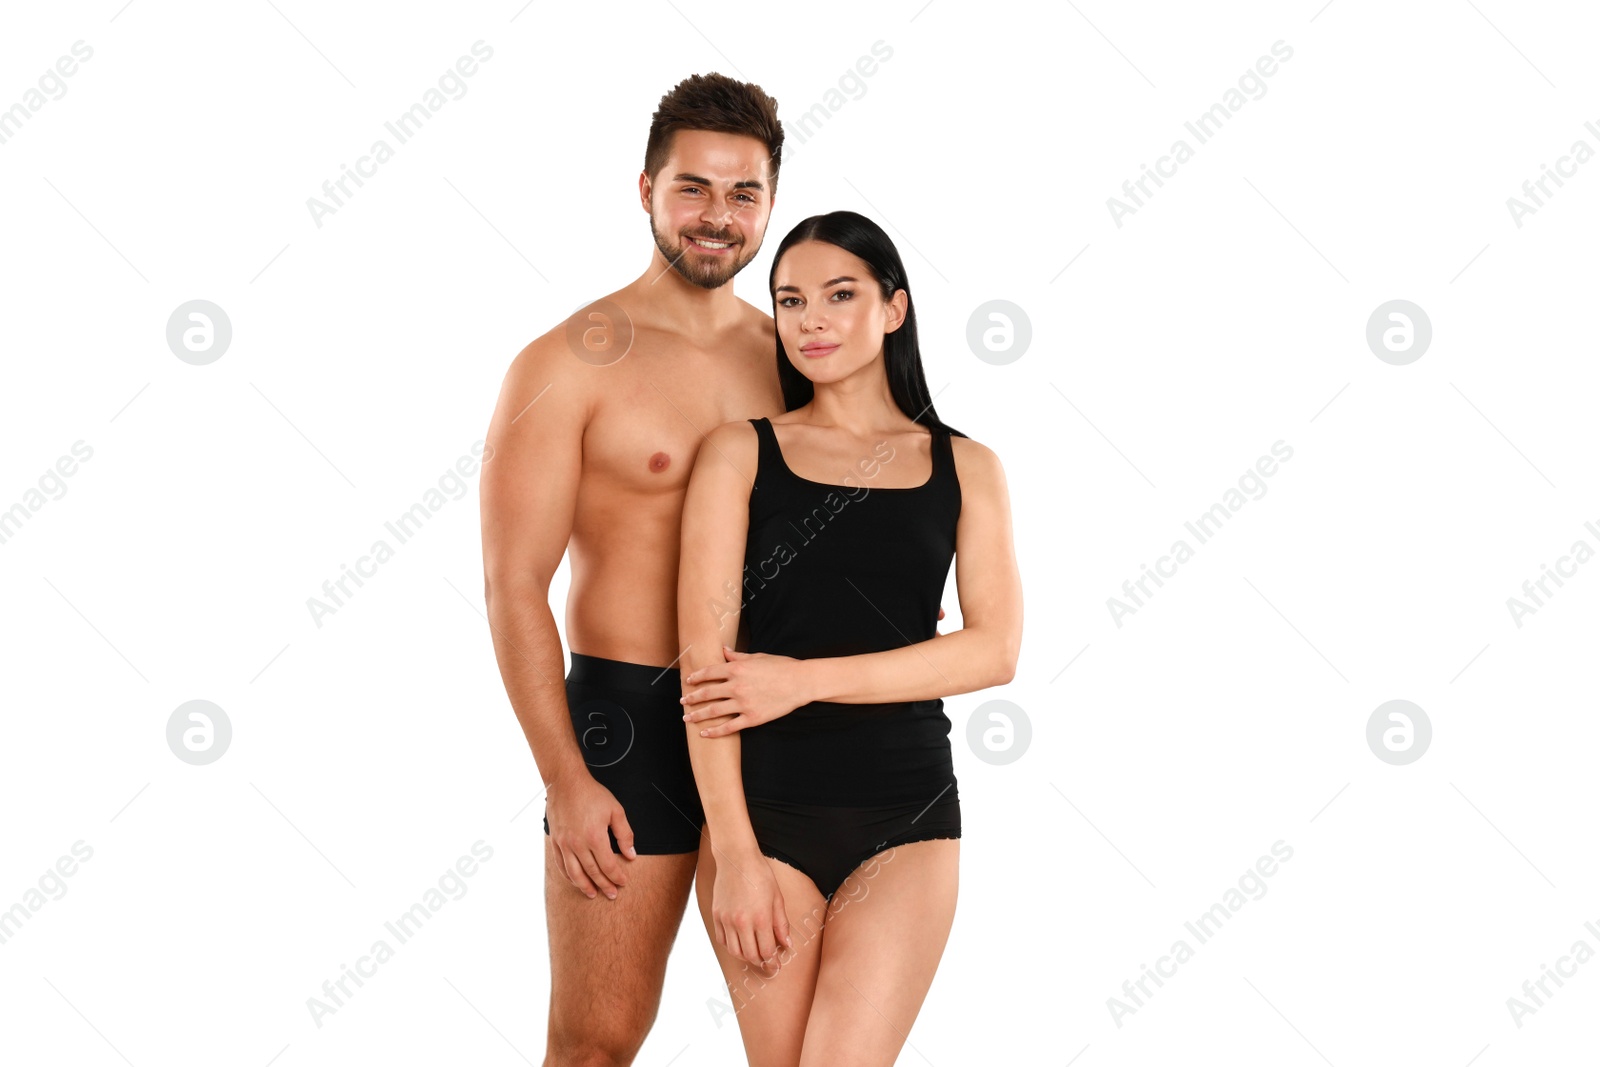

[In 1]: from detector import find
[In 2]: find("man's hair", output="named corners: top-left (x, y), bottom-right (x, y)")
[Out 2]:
top-left (644, 73), bottom-right (783, 198)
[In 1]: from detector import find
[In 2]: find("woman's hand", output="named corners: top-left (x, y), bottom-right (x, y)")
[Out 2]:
top-left (712, 847), bottom-right (793, 975)
top-left (680, 646), bottom-right (809, 736)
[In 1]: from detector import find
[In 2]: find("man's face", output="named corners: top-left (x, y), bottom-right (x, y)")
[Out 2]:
top-left (642, 129), bottom-right (774, 290)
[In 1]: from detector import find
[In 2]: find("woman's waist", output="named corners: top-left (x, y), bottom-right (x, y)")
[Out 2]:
top-left (745, 611), bottom-right (941, 660)
top-left (740, 722), bottom-right (956, 805)
top-left (762, 697), bottom-right (947, 729)
top-left (741, 702), bottom-right (954, 760)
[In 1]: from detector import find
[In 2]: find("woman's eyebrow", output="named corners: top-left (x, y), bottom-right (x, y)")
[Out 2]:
top-left (774, 276), bottom-right (857, 294)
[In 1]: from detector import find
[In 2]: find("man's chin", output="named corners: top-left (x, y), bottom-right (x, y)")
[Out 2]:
top-left (685, 276), bottom-right (730, 291)
top-left (674, 254), bottom-right (753, 290)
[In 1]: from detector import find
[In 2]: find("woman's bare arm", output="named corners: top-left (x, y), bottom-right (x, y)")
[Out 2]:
top-left (677, 420), bottom-right (761, 854)
top-left (678, 420), bottom-right (793, 973)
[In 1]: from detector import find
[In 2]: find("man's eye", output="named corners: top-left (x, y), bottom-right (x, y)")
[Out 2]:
top-left (736, 193), bottom-right (756, 203)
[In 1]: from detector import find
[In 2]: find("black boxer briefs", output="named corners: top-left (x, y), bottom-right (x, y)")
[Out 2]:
top-left (542, 652), bottom-right (705, 855)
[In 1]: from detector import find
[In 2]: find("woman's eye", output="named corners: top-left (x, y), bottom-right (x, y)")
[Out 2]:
top-left (831, 290), bottom-right (853, 301)
top-left (778, 297), bottom-right (799, 307)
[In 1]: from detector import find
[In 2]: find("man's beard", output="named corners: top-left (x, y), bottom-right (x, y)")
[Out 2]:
top-left (651, 221), bottom-right (757, 290)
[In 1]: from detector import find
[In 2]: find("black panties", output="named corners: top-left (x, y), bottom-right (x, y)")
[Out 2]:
top-left (744, 787), bottom-right (960, 902)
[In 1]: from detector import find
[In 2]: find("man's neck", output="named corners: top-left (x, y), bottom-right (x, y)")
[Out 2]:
top-left (626, 254), bottom-right (750, 336)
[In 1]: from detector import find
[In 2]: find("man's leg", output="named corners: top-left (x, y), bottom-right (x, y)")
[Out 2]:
top-left (543, 838), bottom-right (699, 1067)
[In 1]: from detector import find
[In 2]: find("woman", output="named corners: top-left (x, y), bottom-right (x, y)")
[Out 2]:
top-left (675, 210), bottom-right (1023, 1066)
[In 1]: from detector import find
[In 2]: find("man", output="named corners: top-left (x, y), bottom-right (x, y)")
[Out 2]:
top-left (479, 73), bottom-right (785, 1066)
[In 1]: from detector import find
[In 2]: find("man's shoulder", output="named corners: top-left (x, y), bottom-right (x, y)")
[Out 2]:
top-left (742, 294), bottom-right (773, 324)
top-left (508, 293), bottom-right (636, 378)
top-left (742, 297), bottom-right (775, 337)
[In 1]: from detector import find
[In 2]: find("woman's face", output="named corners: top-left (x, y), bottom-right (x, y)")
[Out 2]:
top-left (772, 240), bottom-right (906, 384)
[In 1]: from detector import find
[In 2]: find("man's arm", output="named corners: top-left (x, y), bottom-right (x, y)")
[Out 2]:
top-left (481, 335), bottom-right (635, 898)
top-left (481, 335), bottom-right (586, 782)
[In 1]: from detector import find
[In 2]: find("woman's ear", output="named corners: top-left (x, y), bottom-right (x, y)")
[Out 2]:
top-left (884, 288), bottom-right (909, 334)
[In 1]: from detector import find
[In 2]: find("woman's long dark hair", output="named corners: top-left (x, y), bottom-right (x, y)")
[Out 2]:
top-left (767, 210), bottom-right (965, 438)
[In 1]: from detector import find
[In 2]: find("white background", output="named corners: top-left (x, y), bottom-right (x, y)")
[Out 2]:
top-left (2, 1), bottom-right (1598, 1064)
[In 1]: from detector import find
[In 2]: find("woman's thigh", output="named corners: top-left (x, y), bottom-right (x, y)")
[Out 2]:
top-left (800, 838), bottom-right (960, 1067)
top-left (692, 833), bottom-right (834, 1067)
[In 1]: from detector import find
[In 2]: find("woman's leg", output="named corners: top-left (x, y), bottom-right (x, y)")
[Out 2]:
top-left (798, 839), bottom-right (960, 1067)
top-left (691, 832), bottom-right (834, 1067)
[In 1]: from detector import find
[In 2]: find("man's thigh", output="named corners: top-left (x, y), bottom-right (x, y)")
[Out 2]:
top-left (545, 837), bottom-right (699, 1030)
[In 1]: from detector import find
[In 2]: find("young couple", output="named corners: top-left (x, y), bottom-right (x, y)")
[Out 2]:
top-left (480, 72), bottom-right (1022, 1067)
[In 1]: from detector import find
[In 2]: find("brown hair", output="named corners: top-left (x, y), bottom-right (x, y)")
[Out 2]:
top-left (644, 73), bottom-right (783, 198)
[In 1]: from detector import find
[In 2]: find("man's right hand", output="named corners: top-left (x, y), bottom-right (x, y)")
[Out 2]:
top-left (545, 772), bottom-right (637, 900)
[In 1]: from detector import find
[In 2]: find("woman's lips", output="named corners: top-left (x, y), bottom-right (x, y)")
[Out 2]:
top-left (799, 343), bottom-right (839, 359)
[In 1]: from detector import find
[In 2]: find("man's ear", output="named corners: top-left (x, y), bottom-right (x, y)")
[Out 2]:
top-left (638, 171), bottom-right (652, 213)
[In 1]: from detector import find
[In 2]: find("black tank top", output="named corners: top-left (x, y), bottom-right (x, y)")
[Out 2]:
top-left (738, 416), bottom-right (962, 806)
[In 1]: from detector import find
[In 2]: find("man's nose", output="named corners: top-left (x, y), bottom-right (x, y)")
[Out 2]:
top-left (699, 200), bottom-right (733, 230)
